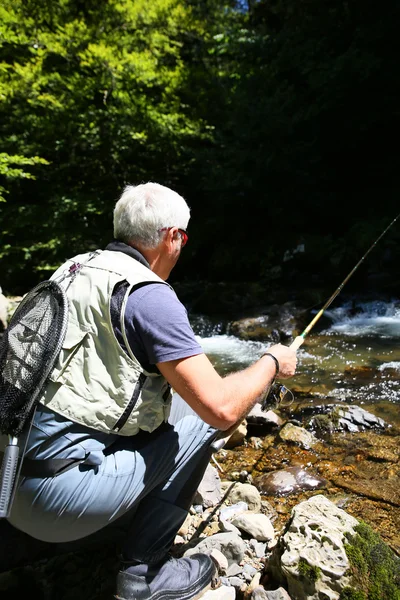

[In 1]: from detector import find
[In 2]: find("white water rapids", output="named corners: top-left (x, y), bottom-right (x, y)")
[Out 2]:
top-left (191, 299), bottom-right (400, 421)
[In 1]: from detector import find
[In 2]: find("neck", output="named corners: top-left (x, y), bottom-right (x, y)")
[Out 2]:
top-left (130, 244), bottom-right (169, 280)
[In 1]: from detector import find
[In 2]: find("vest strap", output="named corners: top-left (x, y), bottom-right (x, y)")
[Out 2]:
top-left (0, 453), bottom-right (89, 478)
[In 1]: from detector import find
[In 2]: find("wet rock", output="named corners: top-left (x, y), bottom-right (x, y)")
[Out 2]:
top-left (309, 404), bottom-right (387, 433)
top-left (365, 447), bottom-right (398, 462)
top-left (247, 405), bottom-right (284, 428)
top-left (278, 423), bottom-right (317, 449)
top-left (255, 467), bottom-right (328, 497)
top-left (228, 302), bottom-right (303, 343)
top-left (330, 474), bottom-right (400, 507)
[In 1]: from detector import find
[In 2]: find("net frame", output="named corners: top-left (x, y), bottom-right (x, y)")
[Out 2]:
top-left (0, 280), bottom-right (68, 518)
top-left (0, 280), bottom-right (69, 437)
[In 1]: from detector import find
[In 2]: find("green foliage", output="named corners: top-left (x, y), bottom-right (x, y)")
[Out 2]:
top-left (0, 0), bottom-right (213, 291)
top-left (340, 589), bottom-right (366, 600)
top-left (341, 521), bottom-right (400, 600)
top-left (0, 0), bottom-right (400, 292)
top-left (0, 152), bottom-right (49, 202)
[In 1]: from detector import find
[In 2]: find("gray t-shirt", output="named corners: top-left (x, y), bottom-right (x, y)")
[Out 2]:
top-left (116, 282), bottom-right (203, 371)
top-left (21, 281), bottom-right (203, 462)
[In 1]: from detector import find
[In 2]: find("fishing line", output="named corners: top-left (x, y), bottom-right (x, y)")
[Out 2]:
top-left (264, 212), bottom-right (400, 411)
top-left (212, 212), bottom-right (400, 446)
top-left (290, 212), bottom-right (400, 351)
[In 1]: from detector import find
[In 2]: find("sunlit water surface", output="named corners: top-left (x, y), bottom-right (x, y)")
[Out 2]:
top-left (191, 299), bottom-right (400, 427)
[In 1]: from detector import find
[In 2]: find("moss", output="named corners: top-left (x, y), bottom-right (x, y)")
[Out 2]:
top-left (298, 557), bottom-right (321, 582)
top-left (344, 544), bottom-right (368, 575)
top-left (341, 521), bottom-right (400, 600)
top-left (340, 588), bottom-right (367, 600)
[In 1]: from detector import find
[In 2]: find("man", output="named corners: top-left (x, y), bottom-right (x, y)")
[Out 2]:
top-left (7, 182), bottom-right (297, 600)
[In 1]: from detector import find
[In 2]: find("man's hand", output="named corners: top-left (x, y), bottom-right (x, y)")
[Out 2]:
top-left (262, 343), bottom-right (297, 379)
top-left (157, 342), bottom-right (298, 431)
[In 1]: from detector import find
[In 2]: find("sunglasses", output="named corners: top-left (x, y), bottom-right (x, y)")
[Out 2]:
top-left (160, 227), bottom-right (188, 247)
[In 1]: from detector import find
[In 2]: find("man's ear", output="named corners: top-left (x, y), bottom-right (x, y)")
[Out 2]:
top-left (165, 227), bottom-right (179, 246)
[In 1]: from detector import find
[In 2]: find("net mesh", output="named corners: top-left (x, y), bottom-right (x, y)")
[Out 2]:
top-left (0, 281), bottom-right (68, 437)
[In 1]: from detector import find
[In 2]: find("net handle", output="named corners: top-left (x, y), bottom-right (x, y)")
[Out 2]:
top-left (0, 440), bottom-right (19, 518)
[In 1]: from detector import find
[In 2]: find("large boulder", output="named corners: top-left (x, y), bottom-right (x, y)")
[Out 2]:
top-left (267, 494), bottom-right (358, 600)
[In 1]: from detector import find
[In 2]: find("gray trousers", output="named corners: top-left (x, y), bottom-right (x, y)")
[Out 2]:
top-left (9, 397), bottom-right (218, 564)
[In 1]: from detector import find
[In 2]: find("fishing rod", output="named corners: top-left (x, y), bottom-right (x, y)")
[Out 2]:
top-left (262, 211), bottom-right (400, 409)
top-left (211, 212), bottom-right (400, 449)
top-left (290, 211), bottom-right (400, 351)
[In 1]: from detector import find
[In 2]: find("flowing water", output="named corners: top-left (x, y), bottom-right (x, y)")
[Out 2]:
top-left (191, 298), bottom-right (400, 428)
top-left (190, 298), bottom-right (400, 553)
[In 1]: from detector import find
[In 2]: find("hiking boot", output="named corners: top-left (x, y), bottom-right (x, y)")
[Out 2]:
top-left (115, 553), bottom-right (219, 600)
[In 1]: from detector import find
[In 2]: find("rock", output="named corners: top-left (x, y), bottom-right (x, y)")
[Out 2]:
top-left (278, 423), bottom-right (317, 449)
top-left (248, 540), bottom-right (267, 559)
top-left (309, 404), bottom-right (387, 433)
top-left (252, 587), bottom-right (292, 599)
top-left (255, 467), bottom-right (328, 497)
top-left (247, 405), bottom-right (284, 428)
top-left (241, 563), bottom-right (258, 581)
top-left (202, 584), bottom-right (236, 599)
top-left (210, 548), bottom-right (229, 575)
top-left (220, 502), bottom-right (249, 522)
top-left (231, 513), bottom-right (275, 543)
top-left (220, 482), bottom-right (262, 512)
top-left (224, 421), bottom-right (248, 449)
top-left (267, 494), bottom-right (359, 600)
top-left (228, 302), bottom-right (302, 343)
top-left (251, 587), bottom-right (292, 599)
top-left (330, 474), bottom-right (400, 507)
top-left (184, 532), bottom-right (247, 566)
top-left (220, 502), bottom-right (249, 535)
top-left (194, 464), bottom-right (222, 508)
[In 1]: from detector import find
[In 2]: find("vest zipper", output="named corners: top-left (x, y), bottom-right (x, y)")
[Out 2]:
top-left (112, 372), bottom-right (147, 432)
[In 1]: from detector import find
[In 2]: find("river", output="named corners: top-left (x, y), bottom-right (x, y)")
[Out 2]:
top-left (191, 297), bottom-right (400, 427)
top-left (190, 297), bottom-right (400, 554)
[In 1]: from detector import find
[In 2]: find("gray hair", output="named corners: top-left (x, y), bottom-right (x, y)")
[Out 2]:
top-left (113, 182), bottom-right (190, 248)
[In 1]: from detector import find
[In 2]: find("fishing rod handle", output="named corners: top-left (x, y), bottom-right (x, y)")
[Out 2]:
top-left (290, 336), bottom-right (304, 351)
top-left (0, 442), bottom-right (19, 519)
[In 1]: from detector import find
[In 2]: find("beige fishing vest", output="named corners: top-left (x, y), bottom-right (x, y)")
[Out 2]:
top-left (40, 249), bottom-right (173, 436)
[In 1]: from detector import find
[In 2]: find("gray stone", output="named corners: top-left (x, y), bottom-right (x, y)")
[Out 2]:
top-left (231, 513), bottom-right (275, 542)
top-left (220, 482), bottom-right (262, 512)
top-left (268, 495), bottom-right (359, 600)
top-left (184, 532), bottom-right (247, 566)
top-left (194, 464), bottom-right (222, 508)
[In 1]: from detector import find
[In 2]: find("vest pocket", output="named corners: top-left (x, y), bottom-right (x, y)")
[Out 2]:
top-left (112, 372), bottom-right (146, 432)
top-left (49, 322), bottom-right (89, 384)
